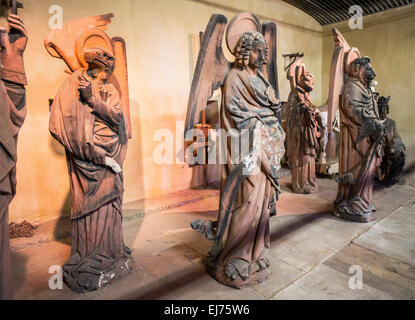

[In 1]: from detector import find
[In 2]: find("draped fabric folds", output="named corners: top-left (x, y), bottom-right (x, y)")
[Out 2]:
top-left (208, 68), bottom-right (285, 288)
top-left (49, 69), bottom-right (131, 292)
top-left (335, 77), bottom-right (383, 220)
top-left (0, 79), bottom-right (27, 300)
top-left (286, 87), bottom-right (319, 194)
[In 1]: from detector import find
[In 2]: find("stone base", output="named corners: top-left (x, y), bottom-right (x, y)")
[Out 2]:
top-left (317, 161), bottom-right (339, 176)
top-left (98, 257), bottom-right (137, 290)
top-left (64, 254), bottom-right (136, 293)
top-left (291, 184), bottom-right (318, 194)
top-left (333, 209), bottom-right (377, 223)
top-left (206, 260), bottom-right (271, 289)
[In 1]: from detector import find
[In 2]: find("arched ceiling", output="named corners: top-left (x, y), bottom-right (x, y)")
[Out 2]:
top-left (283, 0), bottom-right (415, 26)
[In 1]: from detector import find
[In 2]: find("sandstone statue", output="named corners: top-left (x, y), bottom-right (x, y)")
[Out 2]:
top-left (186, 13), bottom-right (285, 288)
top-left (45, 14), bottom-right (134, 292)
top-left (328, 29), bottom-right (384, 223)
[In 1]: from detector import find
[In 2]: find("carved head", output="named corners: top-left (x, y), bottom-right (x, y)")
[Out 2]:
top-left (235, 31), bottom-right (268, 71)
top-left (350, 56), bottom-right (376, 85)
top-left (378, 96), bottom-right (391, 120)
top-left (84, 47), bottom-right (115, 82)
top-left (297, 68), bottom-right (314, 93)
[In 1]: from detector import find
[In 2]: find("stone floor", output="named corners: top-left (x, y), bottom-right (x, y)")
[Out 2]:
top-left (10, 169), bottom-right (415, 300)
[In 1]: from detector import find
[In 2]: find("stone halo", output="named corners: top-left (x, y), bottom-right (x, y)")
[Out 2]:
top-left (74, 28), bottom-right (114, 68)
top-left (225, 12), bottom-right (262, 56)
top-left (344, 47), bottom-right (361, 75)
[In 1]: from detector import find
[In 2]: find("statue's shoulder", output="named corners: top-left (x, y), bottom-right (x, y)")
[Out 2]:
top-left (66, 69), bottom-right (84, 82)
top-left (344, 77), bottom-right (367, 96)
top-left (58, 69), bottom-right (83, 91)
top-left (224, 67), bottom-right (243, 90)
top-left (344, 76), bottom-right (358, 88)
top-left (225, 67), bottom-right (240, 81)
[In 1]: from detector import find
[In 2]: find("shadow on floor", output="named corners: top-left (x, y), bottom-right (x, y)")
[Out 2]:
top-left (270, 213), bottom-right (329, 244)
top-left (119, 264), bottom-right (207, 300)
top-left (119, 213), bottom-right (328, 300)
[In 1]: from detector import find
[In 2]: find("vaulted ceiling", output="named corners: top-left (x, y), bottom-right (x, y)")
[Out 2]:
top-left (283, 0), bottom-right (415, 25)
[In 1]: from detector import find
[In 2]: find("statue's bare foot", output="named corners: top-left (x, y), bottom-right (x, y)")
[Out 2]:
top-left (191, 219), bottom-right (217, 240)
top-left (333, 202), bottom-right (377, 223)
top-left (225, 263), bottom-right (239, 281)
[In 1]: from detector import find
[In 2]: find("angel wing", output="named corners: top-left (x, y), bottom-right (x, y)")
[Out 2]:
top-left (327, 28), bottom-right (360, 133)
top-left (44, 14), bottom-right (132, 139)
top-left (184, 14), bottom-right (231, 133)
top-left (110, 37), bottom-right (132, 139)
top-left (262, 21), bottom-right (279, 97)
top-left (286, 56), bottom-right (304, 93)
top-left (44, 13), bottom-right (114, 72)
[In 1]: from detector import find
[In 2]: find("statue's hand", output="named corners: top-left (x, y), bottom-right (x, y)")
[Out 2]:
top-left (105, 157), bottom-right (122, 173)
top-left (8, 14), bottom-right (28, 53)
top-left (78, 77), bottom-right (93, 105)
top-left (375, 120), bottom-right (386, 136)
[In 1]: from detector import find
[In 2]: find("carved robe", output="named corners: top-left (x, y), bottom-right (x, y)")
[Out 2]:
top-left (0, 79), bottom-right (26, 300)
top-left (378, 118), bottom-right (406, 184)
top-left (49, 69), bottom-right (131, 292)
top-left (335, 76), bottom-right (383, 218)
top-left (286, 87), bottom-right (319, 193)
top-left (208, 68), bottom-right (285, 287)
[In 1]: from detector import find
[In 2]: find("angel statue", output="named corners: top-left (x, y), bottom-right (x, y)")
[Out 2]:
top-left (285, 54), bottom-right (320, 194)
top-left (186, 13), bottom-right (285, 288)
top-left (45, 14), bottom-right (133, 293)
top-left (328, 29), bottom-right (385, 223)
top-left (0, 12), bottom-right (28, 300)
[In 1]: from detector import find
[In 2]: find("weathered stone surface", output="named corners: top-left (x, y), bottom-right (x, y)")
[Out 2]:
top-left (10, 178), bottom-right (415, 300)
top-left (272, 265), bottom-right (393, 300)
top-left (269, 233), bottom-right (334, 272)
top-left (324, 244), bottom-right (415, 299)
top-left (252, 255), bottom-right (305, 298)
top-left (353, 206), bottom-right (415, 265)
top-left (373, 186), bottom-right (415, 220)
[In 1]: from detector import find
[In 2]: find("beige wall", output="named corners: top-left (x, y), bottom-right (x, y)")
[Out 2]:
top-left (7, 0), bottom-right (323, 224)
top-left (321, 4), bottom-right (415, 165)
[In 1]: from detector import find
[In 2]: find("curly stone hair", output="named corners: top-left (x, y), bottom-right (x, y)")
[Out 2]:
top-left (234, 31), bottom-right (268, 69)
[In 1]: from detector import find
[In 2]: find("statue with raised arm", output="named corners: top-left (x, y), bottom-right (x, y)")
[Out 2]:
top-left (46, 14), bottom-right (133, 292)
top-left (0, 13), bottom-right (28, 300)
top-left (377, 96), bottom-right (406, 185)
top-left (328, 29), bottom-right (384, 223)
top-left (334, 56), bottom-right (384, 221)
top-left (186, 13), bottom-right (285, 288)
top-left (285, 55), bottom-right (320, 194)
